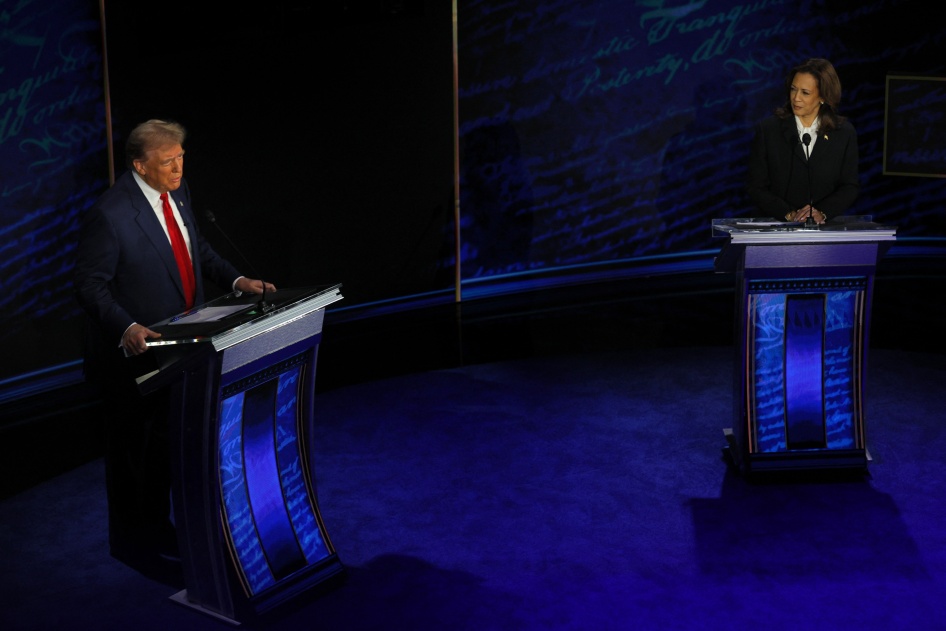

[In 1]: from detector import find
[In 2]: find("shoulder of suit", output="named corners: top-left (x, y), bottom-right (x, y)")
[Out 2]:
top-left (93, 171), bottom-right (147, 215)
top-left (759, 115), bottom-right (785, 129)
top-left (762, 115), bottom-right (797, 137)
top-left (822, 119), bottom-right (856, 141)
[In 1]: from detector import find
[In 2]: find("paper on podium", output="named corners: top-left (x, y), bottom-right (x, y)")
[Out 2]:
top-left (135, 284), bottom-right (343, 391)
top-left (145, 284), bottom-right (343, 348)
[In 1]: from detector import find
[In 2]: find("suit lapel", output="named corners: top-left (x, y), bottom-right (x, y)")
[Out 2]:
top-left (780, 118), bottom-right (807, 162)
top-left (128, 176), bottom-right (187, 299)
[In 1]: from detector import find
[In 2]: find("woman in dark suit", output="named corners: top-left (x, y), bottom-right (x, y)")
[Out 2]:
top-left (747, 58), bottom-right (859, 224)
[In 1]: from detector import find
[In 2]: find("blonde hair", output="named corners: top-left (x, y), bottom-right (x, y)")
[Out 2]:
top-left (125, 119), bottom-right (187, 168)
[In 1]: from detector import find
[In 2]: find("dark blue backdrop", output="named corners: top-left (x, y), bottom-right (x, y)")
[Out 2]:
top-left (455, 0), bottom-right (946, 281)
top-left (1, 0), bottom-right (944, 401)
top-left (0, 0), bottom-right (106, 393)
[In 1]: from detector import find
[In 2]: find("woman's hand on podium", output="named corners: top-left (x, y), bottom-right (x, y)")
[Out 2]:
top-left (785, 205), bottom-right (826, 224)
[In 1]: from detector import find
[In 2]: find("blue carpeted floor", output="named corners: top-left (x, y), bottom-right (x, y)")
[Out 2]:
top-left (2, 344), bottom-right (945, 630)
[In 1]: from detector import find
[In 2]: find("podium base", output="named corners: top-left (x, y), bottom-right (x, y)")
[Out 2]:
top-left (722, 427), bottom-right (742, 472)
top-left (722, 428), bottom-right (871, 477)
top-left (169, 590), bottom-right (240, 626)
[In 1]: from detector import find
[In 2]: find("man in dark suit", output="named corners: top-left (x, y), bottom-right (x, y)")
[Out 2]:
top-left (73, 119), bottom-right (274, 581)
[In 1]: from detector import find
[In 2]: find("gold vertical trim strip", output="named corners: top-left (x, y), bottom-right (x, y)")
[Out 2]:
top-left (98, 0), bottom-right (115, 185)
top-left (746, 294), bottom-right (758, 454)
top-left (452, 1), bottom-right (462, 303)
top-left (853, 288), bottom-right (867, 448)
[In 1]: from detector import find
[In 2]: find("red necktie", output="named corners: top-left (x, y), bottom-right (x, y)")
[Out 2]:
top-left (160, 192), bottom-right (196, 309)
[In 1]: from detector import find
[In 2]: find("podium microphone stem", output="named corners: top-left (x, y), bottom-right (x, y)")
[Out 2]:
top-left (802, 133), bottom-right (815, 227)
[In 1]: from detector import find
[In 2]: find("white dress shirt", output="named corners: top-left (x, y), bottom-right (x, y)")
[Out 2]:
top-left (795, 115), bottom-right (820, 158)
top-left (132, 171), bottom-right (193, 258)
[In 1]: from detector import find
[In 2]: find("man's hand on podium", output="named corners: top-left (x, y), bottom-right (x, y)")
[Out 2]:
top-left (122, 323), bottom-right (161, 355)
top-left (236, 277), bottom-right (276, 295)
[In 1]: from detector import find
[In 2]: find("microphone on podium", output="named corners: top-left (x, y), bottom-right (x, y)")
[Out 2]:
top-left (203, 210), bottom-right (272, 311)
top-left (801, 133), bottom-right (816, 227)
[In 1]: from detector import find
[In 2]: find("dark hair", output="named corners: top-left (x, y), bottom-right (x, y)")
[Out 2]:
top-left (125, 119), bottom-right (187, 168)
top-left (775, 58), bottom-right (846, 133)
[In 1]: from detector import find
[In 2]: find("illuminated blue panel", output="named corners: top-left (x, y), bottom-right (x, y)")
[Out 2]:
top-left (219, 392), bottom-right (276, 594)
top-left (243, 382), bottom-right (306, 580)
top-left (823, 290), bottom-right (859, 449)
top-left (750, 294), bottom-right (787, 453)
top-left (784, 295), bottom-right (826, 449)
top-left (274, 368), bottom-right (330, 563)
top-left (750, 281), bottom-right (864, 454)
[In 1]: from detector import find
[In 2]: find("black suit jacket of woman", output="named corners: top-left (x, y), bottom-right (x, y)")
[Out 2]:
top-left (746, 114), bottom-right (859, 220)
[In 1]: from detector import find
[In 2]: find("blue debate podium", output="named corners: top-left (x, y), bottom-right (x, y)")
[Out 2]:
top-left (713, 218), bottom-right (896, 475)
top-left (137, 284), bottom-right (345, 624)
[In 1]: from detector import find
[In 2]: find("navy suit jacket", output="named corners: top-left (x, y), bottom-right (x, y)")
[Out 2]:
top-left (74, 170), bottom-right (241, 352)
top-left (746, 115), bottom-right (859, 220)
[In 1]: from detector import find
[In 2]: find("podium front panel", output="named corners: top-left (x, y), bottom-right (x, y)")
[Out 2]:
top-left (217, 346), bottom-right (335, 599)
top-left (162, 288), bottom-right (345, 623)
top-left (743, 277), bottom-right (867, 457)
top-left (711, 221), bottom-right (895, 473)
